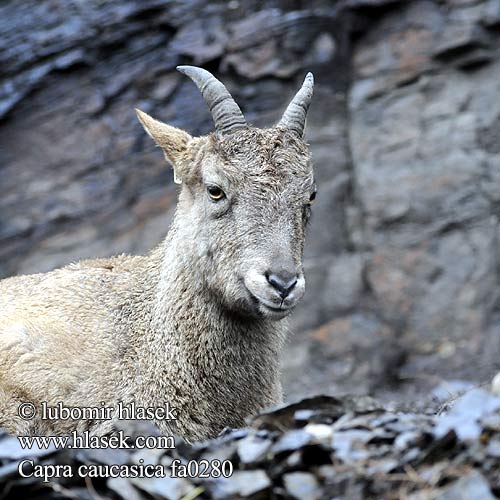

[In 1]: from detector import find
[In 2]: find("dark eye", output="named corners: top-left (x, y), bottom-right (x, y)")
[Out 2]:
top-left (309, 190), bottom-right (317, 204)
top-left (207, 185), bottom-right (225, 201)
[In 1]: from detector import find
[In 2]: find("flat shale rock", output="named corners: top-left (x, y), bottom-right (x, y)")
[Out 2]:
top-left (211, 470), bottom-right (272, 499)
top-left (283, 471), bottom-right (322, 500)
top-left (1, 391), bottom-right (499, 499)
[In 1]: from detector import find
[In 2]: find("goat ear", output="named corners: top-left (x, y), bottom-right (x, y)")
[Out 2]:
top-left (135, 109), bottom-right (192, 184)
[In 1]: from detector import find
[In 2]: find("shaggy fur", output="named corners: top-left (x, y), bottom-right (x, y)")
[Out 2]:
top-left (0, 112), bottom-right (315, 440)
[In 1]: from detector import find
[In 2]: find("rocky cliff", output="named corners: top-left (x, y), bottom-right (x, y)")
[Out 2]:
top-left (1, 0), bottom-right (499, 403)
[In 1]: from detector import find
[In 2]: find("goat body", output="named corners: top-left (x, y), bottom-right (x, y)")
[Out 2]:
top-left (0, 67), bottom-right (314, 440)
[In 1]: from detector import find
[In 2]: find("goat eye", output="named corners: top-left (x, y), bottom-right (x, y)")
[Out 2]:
top-left (207, 185), bottom-right (225, 201)
top-left (309, 190), bottom-right (317, 204)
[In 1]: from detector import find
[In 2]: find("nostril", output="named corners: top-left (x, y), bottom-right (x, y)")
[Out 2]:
top-left (266, 273), bottom-right (298, 299)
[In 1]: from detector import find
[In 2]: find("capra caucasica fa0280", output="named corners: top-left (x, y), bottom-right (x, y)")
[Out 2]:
top-left (0, 66), bottom-right (316, 441)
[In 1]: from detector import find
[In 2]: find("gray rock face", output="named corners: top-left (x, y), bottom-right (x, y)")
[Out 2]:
top-left (1, 0), bottom-right (499, 403)
top-left (346, 0), bottom-right (500, 396)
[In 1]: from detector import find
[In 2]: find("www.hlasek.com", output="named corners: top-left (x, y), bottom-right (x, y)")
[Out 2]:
top-left (16, 401), bottom-right (234, 482)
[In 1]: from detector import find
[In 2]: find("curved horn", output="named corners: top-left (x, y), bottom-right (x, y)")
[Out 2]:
top-left (177, 65), bottom-right (247, 135)
top-left (278, 72), bottom-right (314, 137)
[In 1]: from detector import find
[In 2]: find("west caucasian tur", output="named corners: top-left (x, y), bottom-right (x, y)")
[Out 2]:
top-left (0, 66), bottom-right (316, 441)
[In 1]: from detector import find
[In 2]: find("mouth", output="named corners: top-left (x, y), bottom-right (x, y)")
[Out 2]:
top-left (245, 287), bottom-right (294, 319)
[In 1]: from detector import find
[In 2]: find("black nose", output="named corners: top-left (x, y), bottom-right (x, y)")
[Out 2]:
top-left (266, 272), bottom-right (298, 299)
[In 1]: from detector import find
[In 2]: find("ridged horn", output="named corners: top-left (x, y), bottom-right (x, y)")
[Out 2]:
top-left (177, 65), bottom-right (247, 135)
top-left (278, 72), bottom-right (314, 137)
